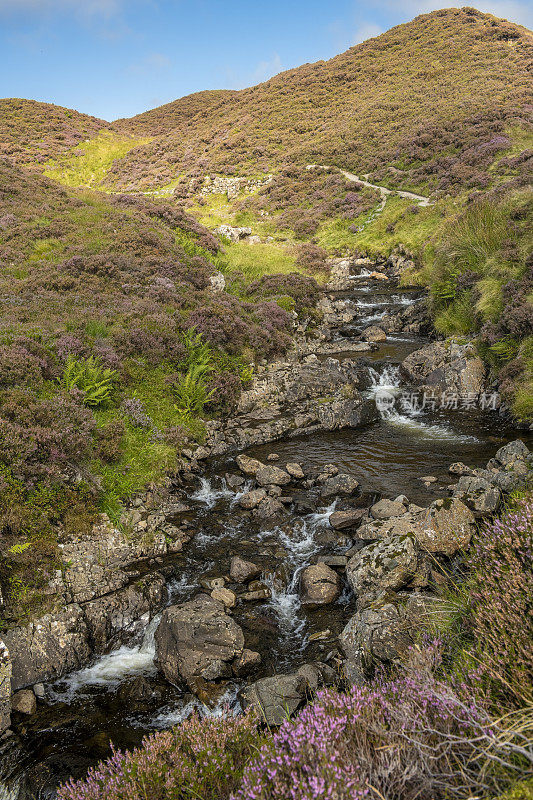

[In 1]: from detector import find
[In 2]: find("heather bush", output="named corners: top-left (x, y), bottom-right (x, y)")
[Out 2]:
top-left (120, 398), bottom-right (152, 429)
top-left (57, 711), bottom-right (261, 800)
top-left (463, 498), bottom-right (533, 708)
top-left (235, 669), bottom-right (525, 800)
top-left (247, 273), bottom-right (319, 314)
top-left (0, 344), bottom-right (44, 389)
top-left (0, 390), bottom-right (95, 483)
top-left (95, 420), bottom-right (126, 463)
top-left (207, 371), bottom-right (242, 416)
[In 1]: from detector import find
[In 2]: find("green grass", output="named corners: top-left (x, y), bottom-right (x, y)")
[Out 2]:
top-left (218, 241), bottom-right (298, 281)
top-left (43, 130), bottom-right (151, 189)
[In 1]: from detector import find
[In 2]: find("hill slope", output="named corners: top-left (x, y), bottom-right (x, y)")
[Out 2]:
top-left (0, 98), bottom-right (109, 167)
top-left (104, 7), bottom-right (532, 192)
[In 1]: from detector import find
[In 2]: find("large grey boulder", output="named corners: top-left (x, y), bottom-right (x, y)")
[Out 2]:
top-left (155, 595), bottom-right (244, 692)
top-left (229, 556), bottom-right (261, 584)
top-left (238, 488), bottom-right (267, 509)
top-left (300, 563), bottom-right (341, 606)
top-left (346, 534), bottom-right (420, 596)
top-left (340, 592), bottom-right (437, 681)
top-left (401, 340), bottom-right (486, 396)
top-left (417, 497), bottom-right (475, 555)
top-left (370, 499), bottom-right (407, 520)
top-left (256, 464), bottom-right (291, 487)
top-left (493, 440), bottom-right (531, 472)
top-left (235, 454), bottom-right (264, 476)
top-left (320, 473), bottom-right (359, 499)
top-left (356, 497), bottom-right (476, 556)
top-left (329, 507), bottom-right (366, 530)
top-left (240, 673), bottom-right (307, 725)
top-left (452, 476), bottom-right (501, 516)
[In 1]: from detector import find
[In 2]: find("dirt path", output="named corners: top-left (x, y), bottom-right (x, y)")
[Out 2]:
top-left (308, 164), bottom-right (431, 207)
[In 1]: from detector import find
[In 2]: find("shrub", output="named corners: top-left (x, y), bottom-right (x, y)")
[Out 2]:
top-left (57, 711), bottom-right (261, 800)
top-left (0, 344), bottom-right (44, 389)
top-left (235, 671), bottom-right (524, 800)
top-left (120, 398), bottom-right (152, 429)
top-left (60, 355), bottom-right (117, 408)
top-left (95, 420), bottom-right (125, 463)
top-left (173, 363), bottom-right (214, 418)
top-left (207, 371), bottom-right (242, 416)
top-left (464, 498), bottom-right (533, 708)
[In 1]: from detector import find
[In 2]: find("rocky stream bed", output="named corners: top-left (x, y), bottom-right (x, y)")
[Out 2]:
top-left (1, 255), bottom-right (532, 799)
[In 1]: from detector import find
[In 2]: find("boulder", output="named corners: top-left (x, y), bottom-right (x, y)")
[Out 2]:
top-left (209, 271), bottom-right (226, 292)
top-left (211, 587), bottom-right (237, 608)
top-left (494, 440), bottom-right (531, 471)
top-left (229, 556), bottom-right (261, 584)
top-left (452, 476), bottom-right (501, 516)
top-left (300, 563), bottom-right (341, 606)
top-left (449, 462), bottom-right (472, 476)
top-left (232, 649), bottom-right (262, 678)
top-left (155, 595), bottom-right (244, 691)
top-left (296, 662), bottom-right (336, 691)
top-left (235, 454), bottom-right (264, 476)
top-left (240, 673), bottom-right (307, 725)
top-left (238, 488), bottom-right (267, 509)
top-left (346, 534), bottom-right (420, 596)
top-left (12, 688), bottom-right (37, 715)
top-left (370, 499), bottom-right (407, 520)
top-left (320, 473), bottom-right (359, 499)
top-left (255, 497), bottom-right (286, 519)
top-left (255, 465), bottom-right (291, 487)
top-left (285, 462), bottom-right (305, 480)
top-left (417, 497), bottom-right (475, 555)
top-left (340, 592), bottom-right (436, 681)
top-left (362, 326), bottom-right (387, 343)
top-left (401, 340), bottom-right (486, 396)
top-left (329, 508), bottom-right (366, 530)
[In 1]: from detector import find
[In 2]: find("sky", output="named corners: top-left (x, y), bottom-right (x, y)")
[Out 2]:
top-left (1, 0), bottom-right (531, 121)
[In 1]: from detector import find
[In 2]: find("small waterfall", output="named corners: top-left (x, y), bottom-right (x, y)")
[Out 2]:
top-left (48, 614), bottom-right (161, 702)
top-left (141, 685), bottom-right (241, 730)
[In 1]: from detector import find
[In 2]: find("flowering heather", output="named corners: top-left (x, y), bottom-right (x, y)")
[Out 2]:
top-left (57, 711), bottom-right (261, 800)
top-left (120, 398), bottom-right (153, 430)
top-left (234, 671), bottom-right (508, 800)
top-left (466, 498), bottom-right (533, 707)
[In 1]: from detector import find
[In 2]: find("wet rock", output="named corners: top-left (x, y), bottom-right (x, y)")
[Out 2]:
top-left (155, 595), bottom-right (244, 691)
top-left (418, 497), bottom-right (475, 555)
top-left (268, 484), bottom-right (283, 497)
top-left (452, 476), bottom-right (501, 516)
top-left (117, 675), bottom-right (160, 704)
top-left (33, 683), bottom-right (45, 699)
top-left (229, 556), bottom-right (261, 584)
top-left (420, 476), bottom-right (437, 484)
top-left (300, 563), bottom-right (341, 606)
top-left (235, 454), bottom-right (263, 476)
top-left (200, 576), bottom-right (225, 591)
top-left (0, 640), bottom-right (11, 734)
top-left (285, 462), bottom-right (305, 479)
top-left (240, 673), bottom-right (307, 725)
top-left (340, 592), bottom-right (436, 681)
top-left (401, 340), bottom-right (486, 396)
top-left (255, 464), bottom-right (291, 487)
top-left (317, 555), bottom-right (348, 568)
top-left (267, 453), bottom-right (280, 461)
top-left (232, 648), bottom-right (262, 677)
top-left (320, 473), bottom-right (359, 499)
top-left (238, 488), bottom-right (267, 509)
top-left (362, 326), bottom-right (387, 343)
top-left (3, 605), bottom-right (91, 691)
top-left (317, 464), bottom-right (339, 481)
top-left (346, 534), bottom-right (420, 596)
top-left (225, 473), bottom-right (245, 489)
top-left (449, 462), bottom-right (472, 476)
top-left (296, 662), bottom-right (337, 691)
top-left (329, 507), bottom-right (366, 530)
top-left (255, 496), bottom-right (286, 519)
top-left (494, 440), bottom-right (531, 471)
top-left (211, 587), bottom-right (237, 608)
top-left (12, 689), bottom-right (36, 715)
top-left (370, 499), bottom-right (407, 520)
top-left (241, 588), bottom-right (271, 602)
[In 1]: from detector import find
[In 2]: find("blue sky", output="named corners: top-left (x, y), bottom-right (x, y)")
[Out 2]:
top-left (1, 0), bottom-right (531, 121)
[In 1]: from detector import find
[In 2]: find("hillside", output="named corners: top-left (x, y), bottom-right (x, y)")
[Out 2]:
top-left (0, 159), bottom-right (318, 622)
top-left (0, 98), bottom-right (109, 167)
top-left (103, 7), bottom-right (532, 193)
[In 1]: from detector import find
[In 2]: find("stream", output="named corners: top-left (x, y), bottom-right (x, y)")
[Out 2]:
top-left (2, 269), bottom-right (531, 799)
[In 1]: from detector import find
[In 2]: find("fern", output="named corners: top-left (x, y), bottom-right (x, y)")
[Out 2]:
top-left (173, 363), bottom-right (214, 418)
top-left (8, 542), bottom-right (31, 556)
top-left (60, 355), bottom-right (116, 407)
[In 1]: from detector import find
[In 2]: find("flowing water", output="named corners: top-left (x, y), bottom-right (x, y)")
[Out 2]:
top-left (3, 272), bottom-right (531, 799)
